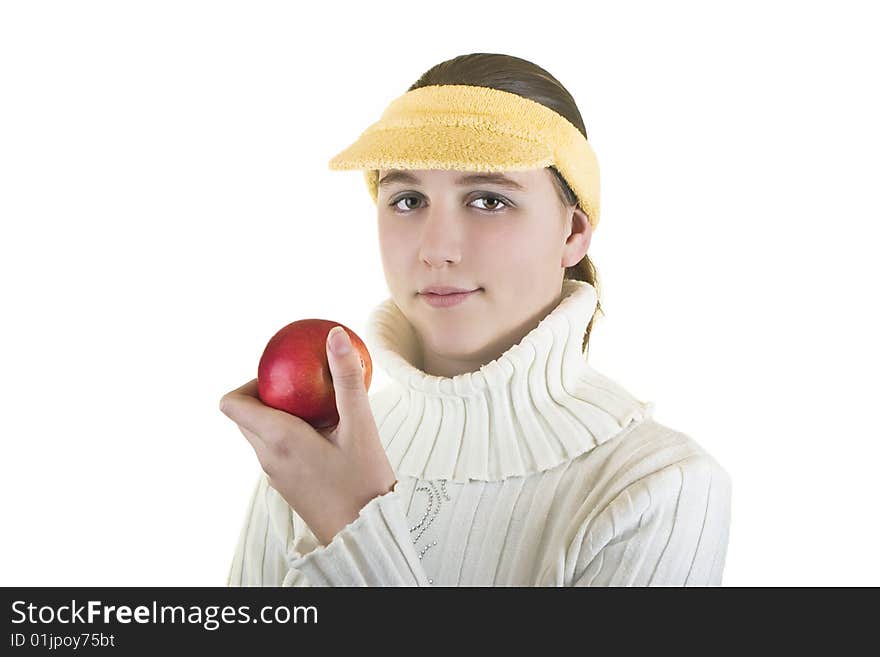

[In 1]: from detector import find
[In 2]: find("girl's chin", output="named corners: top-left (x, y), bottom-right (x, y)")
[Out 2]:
top-left (422, 332), bottom-right (487, 359)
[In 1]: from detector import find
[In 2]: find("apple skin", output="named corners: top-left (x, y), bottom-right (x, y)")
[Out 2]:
top-left (257, 319), bottom-right (372, 429)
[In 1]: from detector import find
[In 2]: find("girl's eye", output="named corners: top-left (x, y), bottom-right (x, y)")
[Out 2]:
top-left (391, 195), bottom-right (424, 212)
top-left (389, 194), bottom-right (510, 213)
top-left (470, 195), bottom-right (509, 212)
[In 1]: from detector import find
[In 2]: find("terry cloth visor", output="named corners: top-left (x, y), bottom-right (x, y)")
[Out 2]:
top-left (327, 84), bottom-right (602, 230)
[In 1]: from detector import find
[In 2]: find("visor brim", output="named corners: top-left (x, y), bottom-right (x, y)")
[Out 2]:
top-left (328, 124), bottom-right (555, 173)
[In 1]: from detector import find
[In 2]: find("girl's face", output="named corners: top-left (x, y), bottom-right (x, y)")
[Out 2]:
top-left (376, 168), bottom-right (592, 377)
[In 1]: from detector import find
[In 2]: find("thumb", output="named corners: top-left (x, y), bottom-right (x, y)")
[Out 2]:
top-left (326, 326), bottom-right (371, 428)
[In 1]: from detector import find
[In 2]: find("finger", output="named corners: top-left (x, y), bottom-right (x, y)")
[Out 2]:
top-left (326, 326), bottom-right (373, 432)
top-left (219, 377), bottom-right (313, 450)
top-left (219, 378), bottom-right (261, 421)
top-left (232, 407), bottom-right (321, 483)
top-left (225, 378), bottom-right (260, 399)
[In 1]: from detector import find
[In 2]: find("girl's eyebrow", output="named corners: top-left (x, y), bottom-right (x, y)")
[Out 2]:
top-left (378, 171), bottom-right (526, 192)
top-left (455, 172), bottom-right (527, 191)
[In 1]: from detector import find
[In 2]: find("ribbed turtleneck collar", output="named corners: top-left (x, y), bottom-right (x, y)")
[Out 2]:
top-left (364, 279), bottom-right (655, 483)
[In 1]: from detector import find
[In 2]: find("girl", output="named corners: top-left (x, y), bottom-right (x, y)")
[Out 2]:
top-left (220, 53), bottom-right (732, 586)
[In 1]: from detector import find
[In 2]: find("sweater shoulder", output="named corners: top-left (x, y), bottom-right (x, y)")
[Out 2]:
top-left (571, 417), bottom-right (731, 522)
top-left (608, 416), bottom-right (729, 482)
top-left (565, 420), bottom-right (733, 586)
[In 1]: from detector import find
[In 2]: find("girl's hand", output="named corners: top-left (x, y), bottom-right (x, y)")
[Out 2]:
top-left (219, 326), bottom-right (397, 546)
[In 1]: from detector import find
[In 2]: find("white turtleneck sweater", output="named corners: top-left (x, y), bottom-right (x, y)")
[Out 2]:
top-left (226, 280), bottom-right (732, 587)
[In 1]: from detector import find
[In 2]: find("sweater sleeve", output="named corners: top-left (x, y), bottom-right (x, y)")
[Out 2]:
top-left (226, 472), bottom-right (294, 586)
top-left (571, 455), bottom-right (732, 587)
top-left (227, 473), bottom-right (431, 587)
top-left (282, 481), bottom-right (431, 587)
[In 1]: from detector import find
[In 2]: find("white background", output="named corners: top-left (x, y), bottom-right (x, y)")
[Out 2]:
top-left (1, 1), bottom-right (877, 586)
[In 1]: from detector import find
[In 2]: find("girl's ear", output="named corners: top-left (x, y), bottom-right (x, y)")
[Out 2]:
top-left (561, 207), bottom-right (592, 268)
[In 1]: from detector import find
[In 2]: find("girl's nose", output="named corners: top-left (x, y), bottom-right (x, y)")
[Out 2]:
top-left (418, 209), bottom-right (463, 267)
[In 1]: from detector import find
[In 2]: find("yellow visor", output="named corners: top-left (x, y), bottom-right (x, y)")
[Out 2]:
top-left (327, 84), bottom-right (601, 230)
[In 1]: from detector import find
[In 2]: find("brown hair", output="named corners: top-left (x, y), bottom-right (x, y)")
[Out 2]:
top-left (405, 52), bottom-right (603, 357)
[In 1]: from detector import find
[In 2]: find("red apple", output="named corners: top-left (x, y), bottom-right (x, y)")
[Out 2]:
top-left (257, 319), bottom-right (372, 429)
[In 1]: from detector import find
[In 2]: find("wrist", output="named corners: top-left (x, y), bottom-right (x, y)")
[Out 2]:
top-left (314, 485), bottom-right (396, 546)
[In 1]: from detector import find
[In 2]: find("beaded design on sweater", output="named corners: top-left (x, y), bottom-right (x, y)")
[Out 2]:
top-left (409, 480), bottom-right (452, 585)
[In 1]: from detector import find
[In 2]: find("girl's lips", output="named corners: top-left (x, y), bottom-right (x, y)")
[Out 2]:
top-left (419, 289), bottom-right (481, 308)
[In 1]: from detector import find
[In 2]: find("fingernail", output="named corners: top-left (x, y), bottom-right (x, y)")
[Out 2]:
top-left (328, 326), bottom-right (351, 356)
